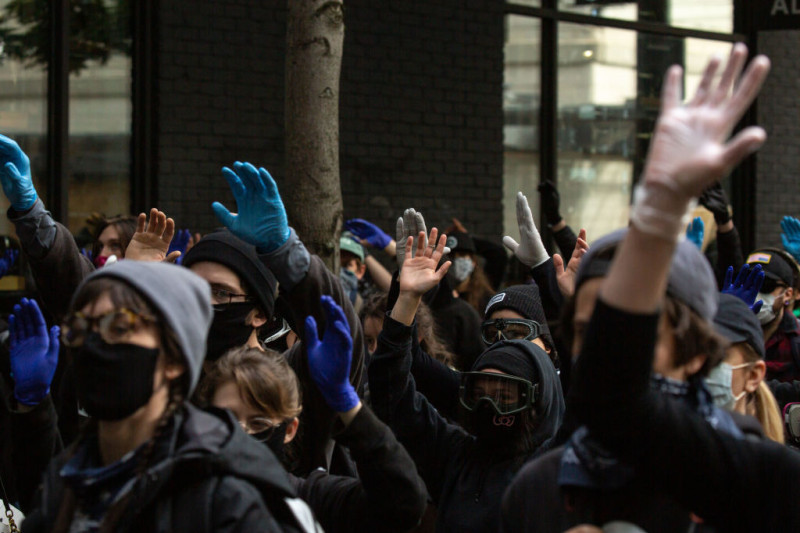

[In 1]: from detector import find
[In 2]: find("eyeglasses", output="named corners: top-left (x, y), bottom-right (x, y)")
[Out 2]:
top-left (459, 372), bottom-right (537, 415)
top-left (61, 308), bottom-right (158, 347)
top-left (210, 286), bottom-right (251, 310)
top-left (240, 417), bottom-right (283, 440)
top-left (480, 318), bottom-right (543, 346)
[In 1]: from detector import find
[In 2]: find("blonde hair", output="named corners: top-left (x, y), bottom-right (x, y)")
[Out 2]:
top-left (735, 342), bottom-right (785, 444)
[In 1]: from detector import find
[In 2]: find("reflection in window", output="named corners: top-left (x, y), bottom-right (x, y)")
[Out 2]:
top-left (555, 0), bottom-right (732, 33)
top-left (503, 15), bottom-right (541, 244)
top-left (557, 23), bottom-right (636, 241)
top-left (0, 0), bottom-right (48, 237)
top-left (68, 0), bottom-right (131, 232)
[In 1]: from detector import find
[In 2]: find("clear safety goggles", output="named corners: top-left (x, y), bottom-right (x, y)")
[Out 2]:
top-left (480, 318), bottom-right (543, 346)
top-left (459, 371), bottom-right (537, 415)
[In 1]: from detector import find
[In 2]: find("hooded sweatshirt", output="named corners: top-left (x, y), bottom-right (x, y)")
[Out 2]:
top-left (370, 316), bottom-right (564, 533)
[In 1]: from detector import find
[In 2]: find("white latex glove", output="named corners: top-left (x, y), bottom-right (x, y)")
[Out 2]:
top-left (503, 192), bottom-right (549, 268)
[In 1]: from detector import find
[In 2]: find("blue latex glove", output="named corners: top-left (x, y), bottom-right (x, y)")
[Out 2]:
top-left (80, 247), bottom-right (94, 263)
top-left (9, 298), bottom-right (60, 406)
top-left (722, 263), bottom-right (764, 313)
top-left (0, 249), bottom-right (18, 278)
top-left (0, 134), bottom-right (37, 211)
top-left (304, 295), bottom-right (359, 413)
top-left (167, 228), bottom-right (191, 265)
top-left (686, 217), bottom-right (704, 250)
top-left (781, 216), bottom-right (800, 263)
top-left (212, 161), bottom-right (290, 253)
top-left (344, 218), bottom-right (392, 249)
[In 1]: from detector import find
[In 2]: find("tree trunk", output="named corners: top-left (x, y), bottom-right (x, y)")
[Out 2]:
top-left (284, 0), bottom-right (344, 273)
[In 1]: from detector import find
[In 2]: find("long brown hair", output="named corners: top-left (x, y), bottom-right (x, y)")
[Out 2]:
top-left (91, 215), bottom-right (137, 258)
top-left (733, 342), bottom-right (785, 444)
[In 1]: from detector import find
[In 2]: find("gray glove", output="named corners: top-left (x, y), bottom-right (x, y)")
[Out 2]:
top-left (503, 192), bottom-right (549, 268)
top-left (395, 208), bottom-right (450, 270)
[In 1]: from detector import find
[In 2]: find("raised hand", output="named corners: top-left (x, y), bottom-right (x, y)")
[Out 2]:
top-left (0, 248), bottom-right (18, 278)
top-left (344, 218), bottom-right (392, 250)
top-left (781, 216), bottom-right (800, 263)
top-left (212, 161), bottom-right (289, 253)
top-left (0, 134), bottom-right (37, 211)
top-left (686, 217), bottom-right (705, 250)
top-left (537, 180), bottom-right (562, 225)
top-left (642, 44), bottom-right (770, 200)
top-left (503, 192), bottom-right (549, 268)
top-left (167, 228), bottom-right (192, 265)
top-left (305, 296), bottom-right (359, 413)
top-left (124, 208), bottom-right (177, 262)
top-left (398, 228), bottom-right (451, 295)
top-left (553, 228), bottom-right (589, 298)
top-left (699, 181), bottom-right (731, 225)
top-left (722, 263), bottom-right (764, 313)
top-left (9, 298), bottom-right (59, 406)
top-left (395, 208), bottom-right (428, 270)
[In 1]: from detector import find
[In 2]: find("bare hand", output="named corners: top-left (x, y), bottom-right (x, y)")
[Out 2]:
top-left (124, 208), bottom-right (178, 262)
top-left (553, 228), bottom-right (589, 298)
top-left (398, 228), bottom-right (451, 296)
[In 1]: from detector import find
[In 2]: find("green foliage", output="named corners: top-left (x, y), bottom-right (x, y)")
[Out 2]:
top-left (0, 0), bottom-right (130, 74)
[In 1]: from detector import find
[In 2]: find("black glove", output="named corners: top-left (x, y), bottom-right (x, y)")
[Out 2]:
top-left (537, 180), bottom-right (562, 225)
top-left (698, 182), bottom-right (731, 225)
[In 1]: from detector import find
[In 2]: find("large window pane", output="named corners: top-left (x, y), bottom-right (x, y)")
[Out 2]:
top-left (504, 16), bottom-right (541, 242)
top-left (557, 23), bottom-right (636, 241)
top-left (557, 0), bottom-right (732, 34)
top-left (68, 0), bottom-right (131, 232)
top-left (0, 0), bottom-right (48, 237)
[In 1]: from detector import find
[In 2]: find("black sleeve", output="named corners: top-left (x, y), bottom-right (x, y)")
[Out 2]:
top-left (210, 476), bottom-right (285, 533)
top-left (472, 237), bottom-right (507, 290)
top-left (410, 329), bottom-right (461, 420)
top-left (297, 406), bottom-right (427, 533)
top-left (767, 379), bottom-right (800, 412)
top-left (569, 298), bottom-right (800, 531)
top-left (553, 225), bottom-right (578, 260)
top-left (368, 313), bottom-right (472, 502)
top-left (530, 258), bottom-right (564, 321)
top-left (10, 395), bottom-right (62, 512)
top-left (715, 226), bottom-right (744, 287)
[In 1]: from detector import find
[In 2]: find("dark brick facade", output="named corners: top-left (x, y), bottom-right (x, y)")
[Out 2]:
top-left (755, 30), bottom-right (800, 250)
top-left (156, 1), bottom-right (505, 242)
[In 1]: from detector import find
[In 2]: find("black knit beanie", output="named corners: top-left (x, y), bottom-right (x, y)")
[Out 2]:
top-left (182, 230), bottom-right (277, 318)
top-left (483, 283), bottom-right (553, 352)
top-left (472, 341), bottom-right (540, 384)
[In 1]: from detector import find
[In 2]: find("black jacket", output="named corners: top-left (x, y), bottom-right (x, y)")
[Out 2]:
top-left (289, 405), bottom-right (426, 533)
top-left (369, 315), bottom-right (564, 533)
top-left (560, 299), bottom-right (800, 532)
top-left (427, 276), bottom-right (484, 371)
top-left (23, 404), bottom-right (317, 533)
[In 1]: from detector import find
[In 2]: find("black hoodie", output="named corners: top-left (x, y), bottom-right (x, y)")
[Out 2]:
top-left (369, 316), bottom-right (564, 533)
top-left (23, 404), bottom-right (318, 533)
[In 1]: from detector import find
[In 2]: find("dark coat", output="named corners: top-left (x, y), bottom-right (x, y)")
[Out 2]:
top-left (369, 315), bottom-right (564, 533)
top-left (23, 404), bottom-right (316, 533)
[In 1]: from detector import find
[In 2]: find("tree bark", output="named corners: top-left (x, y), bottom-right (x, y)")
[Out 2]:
top-left (285, 0), bottom-right (344, 273)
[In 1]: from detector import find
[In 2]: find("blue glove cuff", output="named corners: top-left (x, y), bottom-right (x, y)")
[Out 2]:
top-left (13, 191), bottom-right (37, 212)
top-left (14, 384), bottom-right (49, 407)
top-left (325, 386), bottom-right (360, 413)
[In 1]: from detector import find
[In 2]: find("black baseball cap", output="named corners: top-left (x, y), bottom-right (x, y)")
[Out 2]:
top-left (746, 249), bottom-right (794, 292)
top-left (713, 293), bottom-right (765, 359)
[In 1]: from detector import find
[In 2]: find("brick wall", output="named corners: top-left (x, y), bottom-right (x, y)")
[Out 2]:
top-left (156, 0), bottom-right (505, 241)
top-left (755, 30), bottom-right (800, 249)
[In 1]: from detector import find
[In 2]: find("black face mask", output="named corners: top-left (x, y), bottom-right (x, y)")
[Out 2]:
top-left (206, 302), bottom-right (255, 362)
top-left (72, 332), bottom-right (160, 421)
top-left (252, 422), bottom-right (288, 464)
top-left (468, 401), bottom-right (527, 456)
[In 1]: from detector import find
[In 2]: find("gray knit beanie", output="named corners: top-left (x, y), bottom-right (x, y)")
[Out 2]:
top-left (72, 261), bottom-right (213, 395)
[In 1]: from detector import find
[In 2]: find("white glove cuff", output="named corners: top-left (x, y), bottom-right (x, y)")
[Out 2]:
top-left (629, 183), bottom-right (696, 243)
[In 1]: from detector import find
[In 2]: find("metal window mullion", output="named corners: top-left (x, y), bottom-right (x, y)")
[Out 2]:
top-left (46, 0), bottom-right (69, 223)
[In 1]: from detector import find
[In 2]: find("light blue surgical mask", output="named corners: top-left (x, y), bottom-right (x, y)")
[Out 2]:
top-left (704, 362), bottom-right (749, 410)
top-left (452, 257), bottom-right (475, 283)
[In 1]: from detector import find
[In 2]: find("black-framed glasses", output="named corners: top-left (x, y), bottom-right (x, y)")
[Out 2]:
top-left (480, 318), bottom-right (542, 345)
top-left (459, 372), bottom-right (537, 415)
top-left (210, 286), bottom-right (251, 310)
top-left (61, 308), bottom-right (158, 347)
